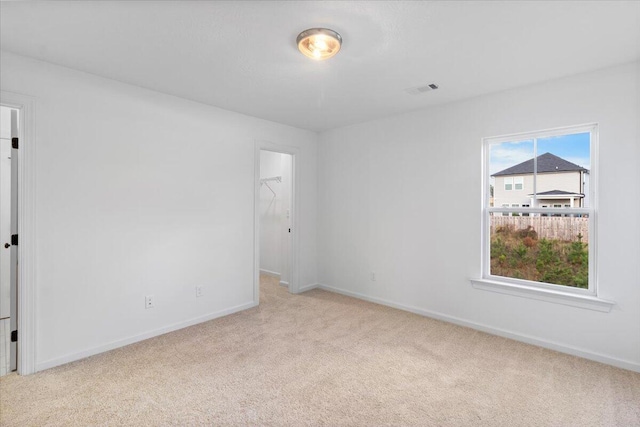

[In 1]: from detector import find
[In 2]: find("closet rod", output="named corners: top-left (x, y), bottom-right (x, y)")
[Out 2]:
top-left (260, 176), bottom-right (281, 197)
top-left (260, 176), bottom-right (282, 184)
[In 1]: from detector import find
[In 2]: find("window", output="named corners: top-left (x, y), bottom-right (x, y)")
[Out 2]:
top-left (514, 176), bottom-right (524, 190)
top-left (504, 177), bottom-right (513, 191)
top-left (481, 124), bottom-right (596, 296)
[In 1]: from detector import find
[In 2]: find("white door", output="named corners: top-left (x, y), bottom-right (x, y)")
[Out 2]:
top-left (9, 109), bottom-right (18, 372)
top-left (0, 107), bottom-right (18, 374)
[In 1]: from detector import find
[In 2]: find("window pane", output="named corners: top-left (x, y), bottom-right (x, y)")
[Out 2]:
top-left (536, 132), bottom-right (590, 208)
top-left (490, 214), bottom-right (589, 289)
top-left (489, 140), bottom-right (534, 210)
top-left (514, 176), bottom-right (524, 190)
top-left (504, 177), bottom-right (513, 191)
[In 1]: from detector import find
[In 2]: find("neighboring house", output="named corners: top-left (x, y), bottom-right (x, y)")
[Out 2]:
top-left (492, 152), bottom-right (589, 214)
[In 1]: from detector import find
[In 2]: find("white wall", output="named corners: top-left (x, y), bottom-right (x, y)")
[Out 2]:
top-left (318, 62), bottom-right (640, 371)
top-left (259, 150), bottom-right (292, 280)
top-left (0, 51), bottom-right (318, 370)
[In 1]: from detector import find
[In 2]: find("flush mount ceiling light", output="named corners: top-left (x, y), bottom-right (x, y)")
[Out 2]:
top-left (296, 28), bottom-right (342, 60)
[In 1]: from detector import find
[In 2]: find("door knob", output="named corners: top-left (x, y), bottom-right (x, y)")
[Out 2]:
top-left (4, 243), bottom-right (10, 249)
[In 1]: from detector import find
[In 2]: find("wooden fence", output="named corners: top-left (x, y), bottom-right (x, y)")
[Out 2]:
top-left (490, 216), bottom-right (589, 242)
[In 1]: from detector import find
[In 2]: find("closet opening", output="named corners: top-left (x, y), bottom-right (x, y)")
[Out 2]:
top-left (254, 145), bottom-right (298, 304)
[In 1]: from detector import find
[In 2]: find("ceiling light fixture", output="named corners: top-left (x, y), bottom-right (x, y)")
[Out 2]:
top-left (296, 28), bottom-right (342, 60)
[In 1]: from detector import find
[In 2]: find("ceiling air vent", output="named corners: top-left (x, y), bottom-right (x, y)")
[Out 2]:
top-left (405, 83), bottom-right (439, 95)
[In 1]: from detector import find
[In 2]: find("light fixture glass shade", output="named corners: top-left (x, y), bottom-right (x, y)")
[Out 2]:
top-left (296, 28), bottom-right (342, 60)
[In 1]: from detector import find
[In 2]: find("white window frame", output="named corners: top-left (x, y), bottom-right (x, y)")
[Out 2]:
top-left (472, 123), bottom-right (614, 312)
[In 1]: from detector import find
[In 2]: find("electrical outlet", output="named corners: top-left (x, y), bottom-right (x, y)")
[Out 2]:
top-left (371, 272), bottom-right (376, 281)
top-left (196, 286), bottom-right (203, 298)
top-left (145, 295), bottom-right (154, 309)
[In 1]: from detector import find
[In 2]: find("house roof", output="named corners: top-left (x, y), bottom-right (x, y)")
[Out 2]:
top-left (492, 152), bottom-right (588, 177)
top-left (528, 189), bottom-right (585, 197)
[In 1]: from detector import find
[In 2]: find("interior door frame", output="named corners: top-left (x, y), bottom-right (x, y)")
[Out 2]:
top-left (254, 140), bottom-right (300, 303)
top-left (1, 91), bottom-right (37, 375)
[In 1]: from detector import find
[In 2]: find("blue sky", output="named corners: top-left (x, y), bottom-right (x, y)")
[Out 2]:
top-left (489, 132), bottom-right (590, 176)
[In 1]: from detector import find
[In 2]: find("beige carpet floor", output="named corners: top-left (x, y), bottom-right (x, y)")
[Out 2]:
top-left (1, 275), bottom-right (639, 426)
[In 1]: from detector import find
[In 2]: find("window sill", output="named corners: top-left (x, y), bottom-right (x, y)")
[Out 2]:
top-left (470, 279), bottom-right (615, 312)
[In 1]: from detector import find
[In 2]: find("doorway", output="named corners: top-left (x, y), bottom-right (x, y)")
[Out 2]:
top-left (0, 106), bottom-right (18, 376)
top-left (258, 150), bottom-right (293, 293)
top-left (254, 142), bottom-right (299, 303)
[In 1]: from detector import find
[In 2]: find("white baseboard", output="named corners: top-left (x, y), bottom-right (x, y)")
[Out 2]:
top-left (259, 269), bottom-right (281, 277)
top-left (317, 283), bottom-right (640, 373)
top-left (279, 280), bottom-right (289, 287)
top-left (297, 283), bottom-right (318, 293)
top-left (36, 301), bottom-right (257, 372)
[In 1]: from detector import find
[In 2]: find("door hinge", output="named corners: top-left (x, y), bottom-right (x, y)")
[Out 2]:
top-left (11, 234), bottom-right (18, 246)
top-left (288, 228), bottom-right (291, 233)
top-left (11, 330), bottom-right (17, 342)
top-left (12, 137), bottom-right (19, 149)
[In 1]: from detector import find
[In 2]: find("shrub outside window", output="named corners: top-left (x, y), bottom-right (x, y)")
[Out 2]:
top-left (483, 124), bottom-right (596, 294)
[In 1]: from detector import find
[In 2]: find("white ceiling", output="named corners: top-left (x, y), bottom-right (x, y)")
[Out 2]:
top-left (1, 1), bottom-right (639, 132)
